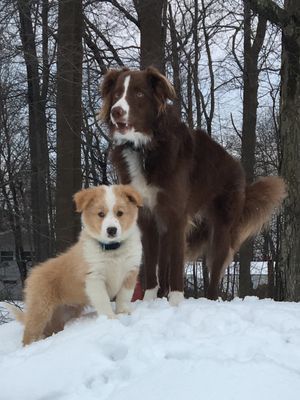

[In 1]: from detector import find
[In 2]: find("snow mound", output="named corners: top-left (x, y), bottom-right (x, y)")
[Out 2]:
top-left (1, 298), bottom-right (300, 400)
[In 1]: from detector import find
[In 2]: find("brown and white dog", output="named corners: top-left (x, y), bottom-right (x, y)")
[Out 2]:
top-left (8, 184), bottom-right (143, 345)
top-left (100, 67), bottom-right (286, 305)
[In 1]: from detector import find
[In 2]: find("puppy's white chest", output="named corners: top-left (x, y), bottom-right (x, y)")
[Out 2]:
top-left (83, 233), bottom-right (142, 299)
top-left (123, 149), bottom-right (159, 210)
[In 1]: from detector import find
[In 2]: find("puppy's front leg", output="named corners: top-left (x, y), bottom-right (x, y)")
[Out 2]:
top-left (116, 269), bottom-right (139, 314)
top-left (85, 275), bottom-right (115, 318)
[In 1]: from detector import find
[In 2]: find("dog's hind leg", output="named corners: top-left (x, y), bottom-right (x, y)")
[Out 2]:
top-left (206, 225), bottom-right (234, 300)
top-left (23, 300), bottom-right (56, 346)
top-left (206, 186), bottom-right (244, 300)
top-left (44, 305), bottom-right (83, 337)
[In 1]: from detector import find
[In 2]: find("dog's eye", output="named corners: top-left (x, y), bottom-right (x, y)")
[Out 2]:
top-left (116, 210), bottom-right (123, 217)
top-left (136, 91), bottom-right (144, 98)
top-left (114, 92), bottom-right (121, 99)
top-left (98, 211), bottom-right (105, 218)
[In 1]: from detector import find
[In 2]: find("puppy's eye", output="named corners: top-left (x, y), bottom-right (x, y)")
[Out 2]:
top-left (98, 211), bottom-right (105, 218)
top-left (116, 210), bottom-right (123, 217)
top-left (114, 92), bottom-right (121, 99)
top-left (136, 91), bottom-right (144, 98)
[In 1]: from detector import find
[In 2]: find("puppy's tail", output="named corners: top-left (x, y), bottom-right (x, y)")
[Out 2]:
top-left (5, 303), bottom-right (25, 324)
top-left (237, 176), bottom-right (286, 247)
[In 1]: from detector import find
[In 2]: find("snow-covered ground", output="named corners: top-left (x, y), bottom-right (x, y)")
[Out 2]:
top-left (0, 297), bottom-right (300, 400)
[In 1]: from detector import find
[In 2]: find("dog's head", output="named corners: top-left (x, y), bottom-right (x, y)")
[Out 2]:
top-left (74, 185), bottom-right (142, 243)
top-left (99, 67), bottom-right (176, 147)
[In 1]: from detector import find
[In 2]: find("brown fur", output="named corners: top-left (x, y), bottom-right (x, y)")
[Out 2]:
top-left (123, 270), bottom-right (139, 290)
top-left (100, 67), bottom-right (286, 301)
top-left (9, 185), bottom-right (141, 345)
top-left (237, 176), bottom-right (287, 246)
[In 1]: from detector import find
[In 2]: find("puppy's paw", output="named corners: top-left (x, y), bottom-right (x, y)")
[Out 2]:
top-left (98, 311), bottom-right (117, 320)
top-left (168, 291), bottom-right (184, 306)
top-left (106, 312), bottom-right (118, 320)
top-left (116, 305), bottom-right (131, 315)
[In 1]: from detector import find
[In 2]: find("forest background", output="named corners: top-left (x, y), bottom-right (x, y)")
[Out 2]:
top-left (1, 0), bottom-right (299, 302)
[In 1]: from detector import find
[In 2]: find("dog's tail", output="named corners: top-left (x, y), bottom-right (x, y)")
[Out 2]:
top-left (5, 303), bottom-right (25, 324)
top-left (237, 176), bottom-right (286, 247)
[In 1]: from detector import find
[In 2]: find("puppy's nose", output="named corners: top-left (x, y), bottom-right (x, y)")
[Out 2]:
top-left (111, 106), bottom-right (125, 121)
top-left (107, 226), bottom-right (117, 237)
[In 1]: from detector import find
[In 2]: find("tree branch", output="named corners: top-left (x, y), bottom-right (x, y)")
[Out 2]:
top-left (246, 0), bottom-right (288, 28)
top-left (252, 15), bottom-right (267, 59)
top-left (84, 16), bottom-right (124, 67)
top-left (104, 0), bottom-right (139, 28)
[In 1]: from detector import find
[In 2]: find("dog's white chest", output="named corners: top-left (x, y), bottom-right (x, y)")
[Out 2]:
top-left (123, 148), bottom-right (159, 210)
top-left (83, 232), bottom-right (142, 299)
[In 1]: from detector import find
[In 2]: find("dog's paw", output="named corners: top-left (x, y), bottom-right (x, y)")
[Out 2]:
top-left (103, 312), bottom-right (117, 320)
top-left (143, 286), bottom-right (159, 301)
top-left (116, 305), bottom-right (131, 315)
top-left (168, 291), bottom-right (184, 306)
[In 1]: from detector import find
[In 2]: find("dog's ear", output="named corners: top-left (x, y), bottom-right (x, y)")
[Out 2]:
top-left (73, 188), bottom-right (97, 212)
top-left (121, 185), bottom-right (143, 208)
top-left (146, 66), bottom-right (176, 114)
top-left (99, 68), bottom-right (129, 122)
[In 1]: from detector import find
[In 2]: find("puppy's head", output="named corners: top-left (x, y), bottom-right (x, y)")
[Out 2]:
top-left (74, 185), bottom-right (142, 243)
top-left (99, 67), bottom-right (176, 148)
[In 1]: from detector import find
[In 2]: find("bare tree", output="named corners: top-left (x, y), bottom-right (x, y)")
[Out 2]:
top-left (247, 0), bottom-right (300, 301)
top-left (17, 0), bottom-right (50, 263)
top-left (56, 0), bottom-right (83, 253)
top-left (134, 0), bottom-right (166, 72)
top-left (239, 1), bottom-right (267, 297)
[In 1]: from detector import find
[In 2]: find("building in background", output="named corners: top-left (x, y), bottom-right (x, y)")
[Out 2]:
top-left (0, 231), bottom-right (32, 300)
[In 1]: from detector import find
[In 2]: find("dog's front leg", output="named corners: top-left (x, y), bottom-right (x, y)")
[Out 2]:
top-left (139, 211), bottom-right (159, 300)
top-left (167, 221), bottom-right (186, 306)
top-left (85, 275), bottom-right (116, 319)
top-left (116, 269), bottom-right (139, 314)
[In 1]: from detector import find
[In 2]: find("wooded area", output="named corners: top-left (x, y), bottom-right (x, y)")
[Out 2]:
top-left (0, 0), bottom-right (299, 301)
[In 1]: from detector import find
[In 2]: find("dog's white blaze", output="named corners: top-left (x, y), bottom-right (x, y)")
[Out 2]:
top-left (102, 185), bottom-right (121, 242)
top-left (123, 148), bottom-right (160, 210)
top-left (111, 75), bottom-right (130, 124)
top-left (110, 75), bottom-right (151, 147)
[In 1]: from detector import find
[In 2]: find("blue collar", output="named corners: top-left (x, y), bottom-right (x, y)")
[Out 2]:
top-left (99, 241), bottom-right (121, 251)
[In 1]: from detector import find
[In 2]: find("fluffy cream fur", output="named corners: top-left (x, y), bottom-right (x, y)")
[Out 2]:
top-left (8, 185), bottom-right (142, 346)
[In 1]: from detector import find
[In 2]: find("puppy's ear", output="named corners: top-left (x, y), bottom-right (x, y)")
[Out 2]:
top-left (146, 66), bottom-right (176, 114)
top-left (99, 68), bottom-right (129, 122)
top-left (73, 188), bottom-right (97, 212)
top-left (121, 185), bottom-right (143, 208)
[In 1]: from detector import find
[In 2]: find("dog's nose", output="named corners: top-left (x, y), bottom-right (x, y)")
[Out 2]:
top-left (107, 226), bottom-right (117, 237)
top-left (111, 106), bottom-right (125, 121)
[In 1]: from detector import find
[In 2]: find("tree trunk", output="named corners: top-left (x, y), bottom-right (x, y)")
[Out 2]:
top-left (56, 0), bottom-right (83, 253)
top-left (247, 0), bottom-right (300, 301)
top-left (135, 0), bottom-right (166, 72)
top-left (279, 0), bottom-right (300, 300)
top-left (168, 3), bottom-right (181, 117)
top-left (134, 0), bottom-right (166, 291)
top-left (193, 0), bottom-right (202, 129)
top-left (17, 0), bottom-right (50, 263)
top-left (239, 1), bottom-right (266, 297)
top-left (202, 258), bottom-right (209, 297)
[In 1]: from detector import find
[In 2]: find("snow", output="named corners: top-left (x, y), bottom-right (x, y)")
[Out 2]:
top-left (1, 298), bottom-right (300, 400)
